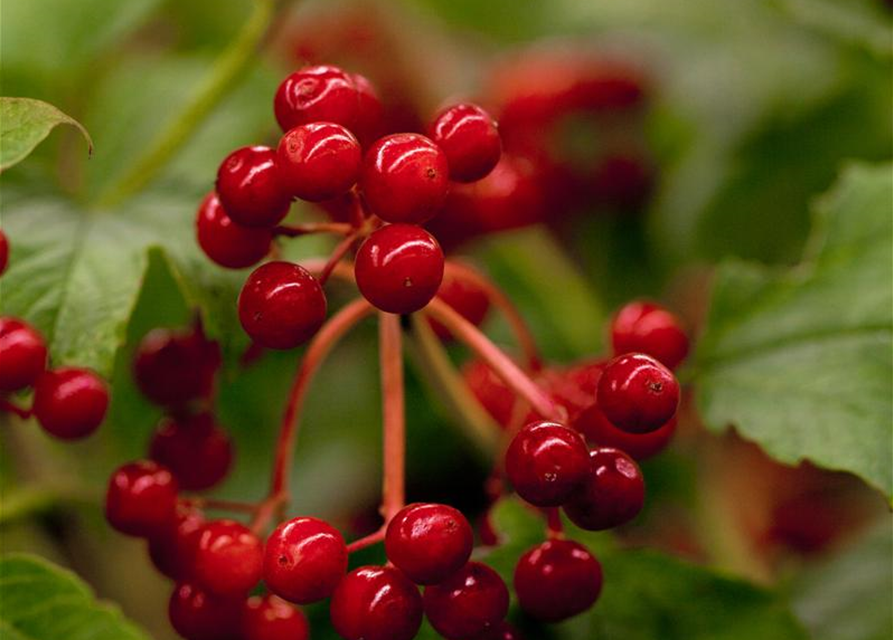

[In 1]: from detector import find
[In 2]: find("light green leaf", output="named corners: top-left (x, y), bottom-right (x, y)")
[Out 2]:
top-left (777, 0), bottom-right (893, 59)
top-left (0, 98), bottom-right (93, 173)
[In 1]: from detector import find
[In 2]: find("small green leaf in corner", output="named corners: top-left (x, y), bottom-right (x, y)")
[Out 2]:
top-left (0, 97), bottom-right (93, 173)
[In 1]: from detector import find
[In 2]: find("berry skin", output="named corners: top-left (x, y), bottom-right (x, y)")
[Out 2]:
top-left (274, 65), bottom-right (359, 132)
top-left (106, 460), bottom-right (179, 537)
top-left (215, 146), bottom-right (291, 228)
top-left (505, 421), bottom-right (590, 507)
top-left (264, 517), bottom-right (347, 604)
top-left (149, 413), bottom-right (233, 491)
top-left (576, 404), bottom-right (677, 461)
top-left (169, 582), bottom-right (241, 640)
top-left (32, 367), bottom-right (109, 440)
top-left (196, 192), bottom-right (272, 269)
top-left (133, 327), bottom-right (220, 408)
top-left (360, 133), bottom-right (449, 223)
top-left (563, 447), bottom-right (645, 531)
top-left (0, 228), bottom-right (8, 275)
top-left (193, 520), bottom-right (264, 597)
top-left (423, 562), bottom-right (509, 640)
top-left (513, 539), bottom-right (602, 622)
top-left (597, 353), bottom-right (679, 433)
top-left (242, 594), bottom-right (310, 640)
top-left (277, 122), bottom-right (362, 202)
top-left (385, 503), bottom-right (474, 585)
top-left (473, 621), bottom-right (525, 640)
top-left (462, 358), bottom-right (514, 428)
top-left (351, 73), bottom-right (385, 146)
top-left (148, 505), bottom-right (205, 581)
top-left (429, 103), bottom-right (502, 182)
top-left (355, 224), bottom-right (444, 314)
top-left (0, 317), bottom-right (47, 392)
top-left (611, 301), bottom-right (689, 370)
top-left (238, 261), bottom-right (327, 349)
top-left (330, 565), bottom-right (423, 640)
top-left (429, 271), bottom-right (490, 340)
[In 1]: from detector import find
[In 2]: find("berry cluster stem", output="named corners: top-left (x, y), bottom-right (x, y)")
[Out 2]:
top-left (378, 312), bottom-right (406, 522)
top-left (0, 399), bottom-right (32, 420)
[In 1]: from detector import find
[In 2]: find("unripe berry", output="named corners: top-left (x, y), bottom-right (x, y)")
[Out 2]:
top-left (514, 539), bottom-right (602, 621)
top-left (423, 562), bottom-right (509, 640)
top-left (242, 594), bottom-right (309, 640)
top-left (385, 503), bottom-right (473, 585)
top-left (597, 353), bottom-right (679, 433)
top-left (505, 421), bottom-right (589, 507)
top-left (133, 327), bottom-right (220, 408)
top-left (32, 367), bottom-right (109, 440)
top-left (196, 192), bottom-right (272, 269)
top-left (193, 519), bottom-right (264, 596)
top-left (330, 565), bottom-right (423, 640)
top-left (264, 517), bottom-right (347, 604)
top-left (168, 582), bottom-right (241, 640)
top-left (148, 505), bottom-right (205, 581)
top-left (611, 301), bottom-right (689, 370)
top-left (563, 447), bottom-right (645, 531)
top-left (0, 317), bottom-right (47, 392)
top-left (106, 460), bottom-right (178, 537)
top-left (215, 146), bottom-right (291, 228)
top-left (429, 103), bottom-right (501, 182)
top-left (149, 413), bottom-right (233, 491)
top-left (274, 65), bottom-right (359, 132)
top-left (277, 122), bottom-right (362, 202)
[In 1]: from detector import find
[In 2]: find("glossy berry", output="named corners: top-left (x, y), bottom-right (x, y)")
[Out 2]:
top-left (423, 562), bottom-right (509, 640)
top-left (193, 520), bottom-right (264, 596)
top-left (274, 65), bottom-right (359, 132)
top-left (32, 367), bottom-right (109, 440)
top-left (242, 594), bottom-right (310, 640)
top-left (168, 582), bottom-right (241, 640)
top-left (351, 73), bottom-right (385, 146)
top-left (196, 192), bottom-right (272, 269)
top-left (429, 270), bottom-right (490, 340)
top-left (330, 565), bottom-right (423, 640)
top-left (355, 224), bottom-right (444, 314)
top-left (514, 539), bottom-right (602, 622)
top-left (473, 621), bottom-right (525, 640)
top-left (611, 301), bottom-right (689, 370)
top-left (563, 447), bottom-right (645, 531)
top-left (429, 103), bottom-right (501, 182)
top-left (277, 122), bottom-right (361, 202)
top-left (149, 413), bottom-right (233, 490)
top-left (0, 228), bottom-right (8, 275)
top-left (264, 516), bottom-right (347, 604)
top-left (0, 317), bottom-right (47, 392)
top-left (505, 421), bottom-right (589, 507)
top-left (133, 327), bottom-right (220, 408)
top-left (238, 261), bottom-right (327, 349)
top-left (106, 460), bottom-right (179, 537)
top-left (576, 403), bottom-right (677, 461)
top-left (597, 353), bottom-right (679, 433)
top-left (385, 503), bottom-right (474, 585)
top-left (361, 133), bottom-right (449, 223)
top-left (216, 146), bottom-right (291, 228)
top-left (148, 505), bottom-right (205, 581)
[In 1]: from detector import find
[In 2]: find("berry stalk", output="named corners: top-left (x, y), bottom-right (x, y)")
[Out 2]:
top-left (378, 312), bottom-right (406, 522)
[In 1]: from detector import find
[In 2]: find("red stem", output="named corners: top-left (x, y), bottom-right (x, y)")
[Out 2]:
top-left (273, 222), bottom-right (353, 237)
top-left (318, 232), bottom-right (359, 286)
top-left (347, 527), bottom-right (387, 554)
top-left (545, 507), bottom-right (564, 539)
top-left (302, 257), bottom-right (356, 284)
top-left (183, 497), bottom-right (257, 514)
top-left (378, 312), bottom-right (406, 522)
top-left (0, 399), bottom-right (32, 420)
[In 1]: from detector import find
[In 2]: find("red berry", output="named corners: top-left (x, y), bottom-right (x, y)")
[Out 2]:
top-left (0, 317), bottom-right (47, 392)
top-left (216, 146), bottom-right (291, 228)
top-left (505, 421), bottom-right (589, 507)
top-left (514, 539), bottom-right (602, 622)
top-left (133, 327), bottom-right (220, 408)
top-left (264, 516), bottom-right (347, 604)
top-left (351, 73), bottom-right (385, 146)
top-left (385, 503), bottom-right (474, 585)
top-left (148, 505), bottom-right (205, 581)
top-left (473, 621), bottom-right (525, 640)
top-left (238, 261), bottom-right (327, 349)
top-left (330, 565), bottom-right (423, 640)
top-left (32, 367), bottom-right (109, 440)
top-left (361, 133), bottom-right (449, 223)
top-left (423, 562), bottom-right (509, 640)
top-left (242, 594), bottom-right (310, 640)
top-left (193, 520), bottom-right (264, 596)
top-left (611, 301), bottom-right (689, 370)
top-left (597, 353), bottom-right (679, 433)
top-left (576, 405), bottom-right (677, 460)
top-left (429, 270), bottom-right (490, 340)
top-left (590, 153), bottom-right (654, 210)
top-left (277, 123), bottom-right (362, 202)
top-left (149, 413), bottom-right (233, 491)
top-left (274, 65), bottom-right (359, 132)
top-left (169, 582), bottom-right (241, 640)
top-left (462, 358), bottom-right (514, 428)
top-left (355, 224), bottom-right (444, 314)
top-left (0, 228), bottom-right (8, 275)
top-left (563, 447), bottom-right (645, 531)
top-left (196, 192), bottom-right (272, 269)
top-left (429, 103), bottom-right (501, 183)
top-left (106, 460), bottom-right (179, 537)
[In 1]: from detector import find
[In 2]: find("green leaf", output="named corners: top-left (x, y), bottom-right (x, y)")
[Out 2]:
top-left (777, 0), bottom-right (893, 59)
top-left (0, 98), bottom-right (93, 173)
top-left (694, 163), bottom-right (893, 498)
top-left (0, 553), bottom-right (151, 640)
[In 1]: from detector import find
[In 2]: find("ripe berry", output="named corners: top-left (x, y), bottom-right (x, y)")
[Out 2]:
top-left (242, 594), bottom-right (310, 640)
top-left (196, 192), bottom-right (272, 269)
top-left (106, 460), bottom-right (179, 537)
top-left (0, 228), bottom-right (8, 275)
top-left (429, 103), bottom-right (502, 182)
top-left (355, 224), bottom-right (444, 314)
top-left (576, 403), bottom-right (677, 460)
top-left (0, 317), bottom-right (47, 392)
top-left (330, 565), bottom-right (423, 640)
top-left (133, 327), bottom-right (220, 408)
top-left (148, 505), bottom-right (205, 581)
top-left (385, 503), bottom-right (474, 585)
top-left (351, 73), bottom-right (385, 146)
top-left (462, 358), bottom-right (514, 428)
top-left (168, 582), bottom-right (241, 640)
top-left (423, 562), bottom-right (509, 640)
top-left (216, 146), bottom-right (291, 228)
top-left (277, 122), bottom-right (362, 202)
top-left (149, 413), bottom-right (233, 490)
top-left (264, 517), bottom-right (347, 604)
top-left (238, 261), bottom-right (327, 349)
top-left (597, 353), bottom-right (679, 433)
top-left (274, 65), bottom-right (359, 132)
top-left (563, 447), bottom-right (645, 531)
top-left (513, 539), bottom-right (602, 622)
top-left (611, 301), bottom-right (689, 370)
top-left (505, 421), bottom-right (589, 507)
top-left (193, 520), bottom-right (264, 596)
top-left (473, 621), bottom-right (525, 640)
top-left (361, 133), bottom-right (449, 223)
top-left (32, 367), bottom-right (109, 440)
top-left (429, 271), bottom-right (490, 340)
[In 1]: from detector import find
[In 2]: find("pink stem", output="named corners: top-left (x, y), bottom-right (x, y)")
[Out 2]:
top-left (318, 232), bottom-right (360, 286)
top-left (0, 399), bottom-right (32, 420)
top-left (378, 312), bottom-right (406, 522)
top-left (545, 507), bottom-right (564, 539)
top-left (273, 222), bottom-right (354, 237)
top-left (347, 527), bottom-right (387, 554)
